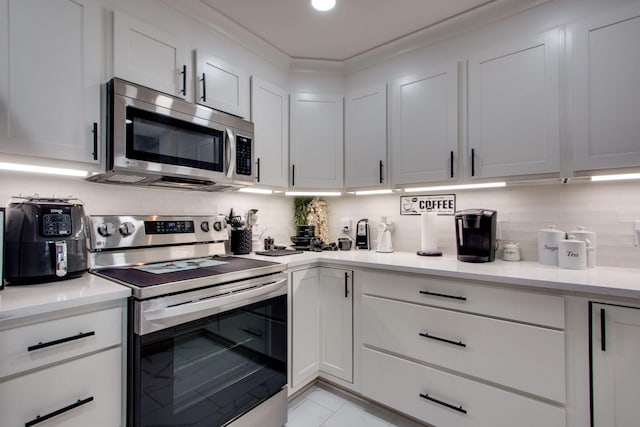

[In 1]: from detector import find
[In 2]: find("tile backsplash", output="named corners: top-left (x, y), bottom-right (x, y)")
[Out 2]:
top-left (2, 171), bottom-right (639, 269)
top-left (327, 180), bottom-right (640, 269)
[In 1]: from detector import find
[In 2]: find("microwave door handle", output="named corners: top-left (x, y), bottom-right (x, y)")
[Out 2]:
top-left (226, 127), bottom-right (236, 179)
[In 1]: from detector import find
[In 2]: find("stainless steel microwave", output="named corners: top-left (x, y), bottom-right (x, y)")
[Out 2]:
top-left (88, 78), bottom-right (254, 191)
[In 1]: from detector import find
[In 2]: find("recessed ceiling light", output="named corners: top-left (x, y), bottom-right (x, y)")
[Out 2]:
top-left (311, 0), bottom-right (336, 12)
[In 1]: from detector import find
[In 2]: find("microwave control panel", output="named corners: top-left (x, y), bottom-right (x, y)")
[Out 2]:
top-left (236, 136), bottom-right (252, 176)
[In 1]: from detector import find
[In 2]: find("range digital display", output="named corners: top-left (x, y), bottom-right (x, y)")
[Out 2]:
top-left (144, 220), bottom-right (195, 234)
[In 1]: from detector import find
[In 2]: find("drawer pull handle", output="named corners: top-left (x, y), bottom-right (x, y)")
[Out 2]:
top-left (27, 331), bottom-right (96, 352)
top-left (25, 396), bottom-right (94, 426)
top-left (419, 331), bottom-right (466, 348)
top-left (419, 290), bottom-right (467, 301)
top-left (419, 393), bottom-right (467, 415)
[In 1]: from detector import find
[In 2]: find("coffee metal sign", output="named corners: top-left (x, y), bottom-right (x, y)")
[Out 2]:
top-left (400, 194), bottom-right (456, 215)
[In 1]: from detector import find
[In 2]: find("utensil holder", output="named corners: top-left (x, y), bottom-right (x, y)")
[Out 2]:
top-left (230, 229), bottom-right (252, 255)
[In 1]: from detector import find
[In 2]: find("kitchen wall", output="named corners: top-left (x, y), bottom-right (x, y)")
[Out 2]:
top-left (326, 179), bottom-right (640, 268)
top-left (0, 171), bottom-right (295, 249)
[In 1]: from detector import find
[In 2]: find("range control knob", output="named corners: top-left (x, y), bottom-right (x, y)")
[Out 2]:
top-left (213, 220), bottom-right (224, 232)
top-left (119, 222), bottom-right (136, 237)
top-left (97, 222), bottom-right (115, 237)
top-left (200, 221), bottom-right (210, 232)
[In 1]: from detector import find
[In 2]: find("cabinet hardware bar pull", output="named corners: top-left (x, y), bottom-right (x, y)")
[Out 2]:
top-left (256, 158), bottom-right (261, 182)
top-left (201, 73), bottom-right (206, 102)
top-left (27, 331), bottom-right (95, 352)
top-left (180, 65), bottom-right (187, 96)
top-left (91, 122), bottom-right (98, 161)
top-left (379, 160), bottom-right (384, 184)
top-left (419, 290), bottom-right (467, 301)
top-left (600, 308), bottom-right (606, 352)
top-left (25, 396), bottom-right (94, 426)
top-left (471, 148), bottom-right (476, 176)
top-left (344, 272), bottom-right (349, 298)
top-left (419, 393), bottom-right (467, 414)
top-left (419, 331), bottom-right (466, 347)
top-left (450, 151), bottom-right (454, 178)
top-left (292, 164), bottom-right (295, 186)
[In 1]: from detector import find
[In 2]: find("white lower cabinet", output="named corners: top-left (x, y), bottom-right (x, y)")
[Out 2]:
top-left (0, 304), bottom-right (124, 426)
top-left (591, 302), bottom-right (640, 426)
top-left (0, 347), bottom-right (122, 427)
top-left (362, 347), bottom-right (565, 427)
top-left (290, 268), bottom-right (320, 390)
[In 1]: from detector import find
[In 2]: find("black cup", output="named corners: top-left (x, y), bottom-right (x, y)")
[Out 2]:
top-left (230, 229), bottom-right (252, 255)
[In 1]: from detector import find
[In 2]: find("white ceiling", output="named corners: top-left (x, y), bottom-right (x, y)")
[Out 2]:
top-left (200, 0), bottom-right (520, 61)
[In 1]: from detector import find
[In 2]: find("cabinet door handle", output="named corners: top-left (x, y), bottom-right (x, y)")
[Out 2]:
top-left (180, 64), bottom-right (187, 96)
top-left (292, 164), bottom-right (295, 186)
top-left (419, 290), bottom-right (467, 301)
top-left (344, 272), bottom-right (350, 298)
top-left (600, 308), bottom-right (606, 352)
top-left (27, 331), bottom-right (95, 352)
top-left (25, 396), bottom-right (94, 426)
top-left (471, 148), bottom-right (476, 177)
top-left (419, 393), bottom-right (467, 415)
top-left (91, 122), bottom-right (98, 161)
top-left (450, 151), bottom-right (454, 178)
top-left (379, 160), bottom-right (384, 184)
top-left (419, 331), bottom-right (466, 348)
top-left (200, 73), bottom-right (206, 102)
top-left (256, 158), bottom-right (261, 182)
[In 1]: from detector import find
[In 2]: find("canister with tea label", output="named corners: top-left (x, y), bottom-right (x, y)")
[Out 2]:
top-left (558, 235), bottom-right (587, 270)
top-left (568, 226), bottom-right (596, 267)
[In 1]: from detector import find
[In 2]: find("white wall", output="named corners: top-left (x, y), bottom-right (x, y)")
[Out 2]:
top-left (327, 180), bottom-right (640, 268)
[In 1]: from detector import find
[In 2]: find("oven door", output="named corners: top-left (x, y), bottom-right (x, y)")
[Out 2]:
top-left (129, 282), bottom-right (287, 427)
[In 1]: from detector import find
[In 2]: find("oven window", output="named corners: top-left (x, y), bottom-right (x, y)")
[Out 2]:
top-left (126, 106), bottom-right (224, 172)
top-left (131, 294), bottom-right (287, 427)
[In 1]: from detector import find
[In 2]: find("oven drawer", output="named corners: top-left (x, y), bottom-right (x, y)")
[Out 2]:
top-left (362, 295), bottom-right (566, 403)
top-left (0, 307), bottom-right (122, 378)
top-left (361, 270), bottom-right (565, 329)
top-left (0, 347), bottom-right (122, 427)
top-left (362, 347), bottom-right (565, 427)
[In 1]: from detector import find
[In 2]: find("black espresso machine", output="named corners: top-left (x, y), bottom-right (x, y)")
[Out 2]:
top-left (4, 196), bottom-right (88, 284)
top-left (455, 209), bottom-right (497, 263)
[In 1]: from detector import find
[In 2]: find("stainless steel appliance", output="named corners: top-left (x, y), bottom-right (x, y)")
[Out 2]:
top-left (4, 197), bottom-right (88, 284)
top-left (87, 78), bottom-right (255, 191)
top-left (454, 209), bottom-right (497, 262)
top-left (355, 218), bottom-right (370, 250)
top-left (88, 215), bottom-right (287, 427)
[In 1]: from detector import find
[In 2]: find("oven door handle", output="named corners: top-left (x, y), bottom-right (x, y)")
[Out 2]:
top-left (142, 278), bottom-right (286, 324)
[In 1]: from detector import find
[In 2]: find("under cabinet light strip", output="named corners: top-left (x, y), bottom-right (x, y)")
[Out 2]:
top-left (284, 191), bottom-right (342, 197)
top-left (591, 173), bottom-right (640, 182)
top-left (404, 182), bottom-right (506, 192)
top-left (237, 187), bottom-right (273, 194)
top-left (354, 189), bottom-right (394, 196)
top-left (0, 162), bottom-right (89, 177)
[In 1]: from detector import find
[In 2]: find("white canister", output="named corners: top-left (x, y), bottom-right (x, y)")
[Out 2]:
top-left (502, 242), bottom-right (521, 261)
top-left (568, 226), bottom-right (596, 267)
top-left (538, 225), bottom-right (565, 266)
top-left (558, 236), bottom-right (587, 270)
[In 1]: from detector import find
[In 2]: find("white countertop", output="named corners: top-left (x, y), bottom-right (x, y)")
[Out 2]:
top-left (0, 273), bottom-right (131, 322)
top-left (249, 251), bottom-right (640, 300)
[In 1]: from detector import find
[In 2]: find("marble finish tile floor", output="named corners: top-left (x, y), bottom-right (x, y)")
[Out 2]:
top-left (286, 384), bottom-right (425, 427)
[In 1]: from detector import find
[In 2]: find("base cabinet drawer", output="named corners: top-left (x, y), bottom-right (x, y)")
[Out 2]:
top-left (362, 347), bottom-right (566, 427)
top-left (0, 307), bottom-right (122, 378)
top-left (0, 347), bottom-right (122, 427)
top-left (362, 295), bottom-right (566, 402)
top-left (362, 270), bottom-right (565, 328)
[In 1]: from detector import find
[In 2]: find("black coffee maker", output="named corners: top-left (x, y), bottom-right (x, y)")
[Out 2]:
top-left (455, 209), bottom-right (497, 263)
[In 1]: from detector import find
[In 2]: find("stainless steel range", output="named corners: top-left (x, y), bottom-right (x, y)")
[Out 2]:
top-left (88, 215), bottom-right (288, 427)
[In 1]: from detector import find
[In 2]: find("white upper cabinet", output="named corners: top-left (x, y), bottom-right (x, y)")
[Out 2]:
top-left (195, 50), bottom-right (249, 118)
top-left (113, 11), bottom-right (190, 99)
top-left (0, 0), bottom-right (101, 164)
top-left (344, 84), bottom-right (388, 190)
top-left (468, 30), bottom-right (561, 179)
top-left (289, 93), bottom-right (344, 189)
top-left (572, 4), bottom-right (640, 172)
top-left (251, 77), bottom-right (289, 188)
top-left (391, 63), bottom-right (458, 186)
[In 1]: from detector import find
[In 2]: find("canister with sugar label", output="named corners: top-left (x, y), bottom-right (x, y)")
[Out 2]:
top-left (538, 225), bottom-right (565, 266)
